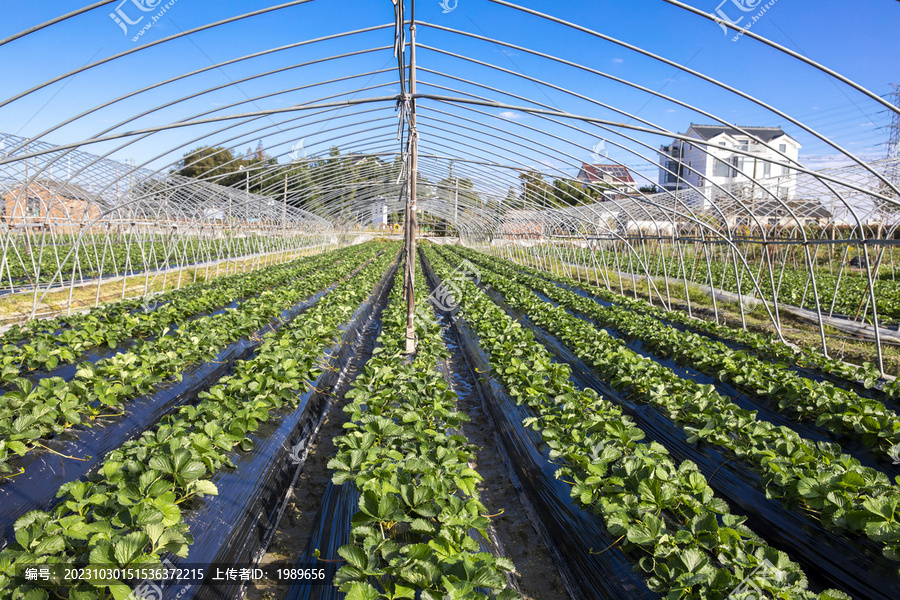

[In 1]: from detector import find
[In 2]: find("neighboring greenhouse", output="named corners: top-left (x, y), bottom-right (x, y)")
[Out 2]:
top-left (1, 2), bottom-right (899, 600)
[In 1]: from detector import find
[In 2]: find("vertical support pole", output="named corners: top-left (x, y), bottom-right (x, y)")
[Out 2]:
top-left (404, 2), bottom-right (418, 355)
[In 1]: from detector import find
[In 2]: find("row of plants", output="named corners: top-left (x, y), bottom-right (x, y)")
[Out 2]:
top-left (514, 250), bottom-right (881, 387)
top-left (0, 251), bottom-right (340, 374)
top-left (0, 238), bottom-right (285, 286)
top-left (564, 248), bottom-right (900, 325)
top-left (454, 247), bottom-right (900, 460)
top-left (435, 244), bottom-right (900, 571)
top-left (0, 244), bottom-right (382, 477)
top-left (0, 246), bottom-right (400, 600)
top-left (422, 244), bottom-right (844, 600)
top-left (329, 255), bottom-right (519, 600)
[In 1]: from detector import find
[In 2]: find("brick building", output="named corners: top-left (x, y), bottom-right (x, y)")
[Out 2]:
top-left (3, 179), bottom-right (103, 230)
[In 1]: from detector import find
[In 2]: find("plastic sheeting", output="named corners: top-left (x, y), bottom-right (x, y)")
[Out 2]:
top-left (525, 286), bottom-right (900, 480)
top-left (159, 256), bottom-right (398, 600)
top-left (556, 279), bottom-right (896, 408)
top-left (420, 252), bottom-right (657, 600)
top-left (0, 258), bottom-right (374, 549)
top-left (0, 337), bottom-right (252, 547)
top-left (284, 482), bottom-right (358, 600)
top-left (484, 283), bottom-right (900, 599)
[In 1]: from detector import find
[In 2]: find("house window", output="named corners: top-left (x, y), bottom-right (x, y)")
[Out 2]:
top-left (762, 162), bottom-right (771, 177)
top-left (713, 160), bottom-right (731, 177)
top-left (738, 141), bottom-right (749, 152)
top-left (778, 143), bottom-right (787, 153)
top-left (731, 156), bottom-right (744, 177)
top-left (26, 196), bottom-right (41, 217)
top-left (665, 160), bottom-right (681, 183)
top-left (719, 142), bottom-right (727, 147)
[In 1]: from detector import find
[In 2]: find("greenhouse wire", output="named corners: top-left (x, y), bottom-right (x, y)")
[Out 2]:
top-left (513, 254), bottom-right (894, 395)
top-left (0, 247), bottom-right (380, 547)
top-left (419, 248), bottom-right (655, 600)
top-left (465, 256), bottom-right (898, 598)
top-left (459, 247), bottom-right (900, 477)
top-left (165, 253), bottom-right (399, 600)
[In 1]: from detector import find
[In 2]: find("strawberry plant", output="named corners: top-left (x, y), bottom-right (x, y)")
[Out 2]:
top-left (330, 254), bottom-right (519, 600)
top-left (0, 249), bottom-right (344, 374)
top-left (423, 243), bottom-right (848, 599)
top-left (454, 246), bottom-right (900, 459)
top-left (0, 246), bottom-right (400, 600)
top-left (0, 245), bottom-right (381, 476)
top-left (441, 244), bottom-right (900, 572)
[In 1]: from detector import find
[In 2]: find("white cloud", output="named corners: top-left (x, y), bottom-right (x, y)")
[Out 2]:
top-left (612, 58), bottom-right (624, 63)
top-left (666, 109), bottom-right (677, 113)
top-left (499, 111), bottom-right (524, 120)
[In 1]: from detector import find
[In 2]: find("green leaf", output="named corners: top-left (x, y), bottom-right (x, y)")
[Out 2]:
top-left (345, 582), bottom-right (380, 600)
top-left (33, 534), bottom-right (65, 556)
top-left (338, 545), bottom-right (368, 570)
top-left (189, 480), bottom-right (218, 497)
top-left (113, 531), bottom-right (150, 565)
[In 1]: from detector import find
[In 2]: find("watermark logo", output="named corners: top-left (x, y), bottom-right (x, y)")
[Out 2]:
top-left (727, 558), bottom-right (784, 599)
top-left (289, 440), bottom-right (304, 465)
top-left (415, 259), bottom-right (480, 325)
top-left (713, 0), bottom-right (778, 42)
top-left (889, 443), bottom-right (900, 465)
top-left (110, 0), bottom-right (180, 42)
top-left (438, 0), bottom-right (458, 14)
top-left (130, 580), bottom-right (162, 600)
top-left (588, 441), bottom-right (606, 462)
top-left (129, 558), bottom-right (191, 600)
top-left (290, 139), bottom-right (307, 161)
top-left (590, 140), bottom-right (608, 162)
top-left (140, 291), bottom-right (163, 313)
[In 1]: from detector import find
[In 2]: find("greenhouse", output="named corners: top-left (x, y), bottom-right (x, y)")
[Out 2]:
top-left (1, 1), bottom-right (899, 599)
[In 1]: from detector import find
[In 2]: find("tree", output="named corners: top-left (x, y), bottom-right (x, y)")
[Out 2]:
top-left (552, 178), bottom-right (588, 206)
top-left (638, 184), bottom-right (659, 194)
top-left (519, 170), bottom-right (553, 208)
top-left (174, 144), bottom-right (279, 192)
top-left (174, 146), bottom-right (244, 186)
top-left (504, 186), bottom-right (519, 210)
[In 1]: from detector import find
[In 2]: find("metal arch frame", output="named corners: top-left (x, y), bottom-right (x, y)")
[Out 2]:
top-left (0, 0), bottom-right (898, 371)
top-left (0, 133), bottom-right (334, 319)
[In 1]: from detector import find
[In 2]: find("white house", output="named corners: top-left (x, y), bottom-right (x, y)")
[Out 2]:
top-left (658, 125), bottom-right (801, 206)
top-left (371, 198), bottom-right (388, 227)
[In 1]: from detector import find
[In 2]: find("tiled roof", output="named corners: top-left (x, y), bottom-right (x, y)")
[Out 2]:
top-left (688, 124), bottom-right (788, 143)
top-left (579, 163), bottom-right (635, 184)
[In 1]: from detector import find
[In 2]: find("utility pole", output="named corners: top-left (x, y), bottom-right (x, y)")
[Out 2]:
top-left (404, 0), bottom-right (419, 354)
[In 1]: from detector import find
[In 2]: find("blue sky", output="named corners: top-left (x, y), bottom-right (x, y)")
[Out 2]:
top-left (0, 0), bottom-right (897, 191)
